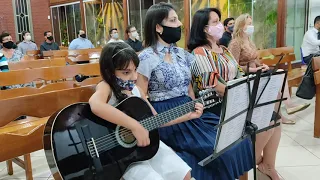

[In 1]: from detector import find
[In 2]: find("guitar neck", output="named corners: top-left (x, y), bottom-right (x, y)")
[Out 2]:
top-left (141, 98), bottom-right (202, 131)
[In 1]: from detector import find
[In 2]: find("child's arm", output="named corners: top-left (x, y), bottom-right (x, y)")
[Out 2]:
top-left (89, 82), bottom-right (150, 147)
top-left (137, 86), bottom-right (203, 127)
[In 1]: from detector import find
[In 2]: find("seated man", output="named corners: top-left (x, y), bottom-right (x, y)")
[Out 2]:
top-left (108, 28), bottom-right (124, 43)
top-left (301, 15), bottom-right (320, 64)
top-left (69, 30), bottom-right (94, 50)
top-left (219, 17), bottom-right (234, 47)
top-left (17, 31), bottom-right (38, 55)
top-left (40, 31), bottom-right (60, 56)
top-left (125, 25), bottom-right (143, 53)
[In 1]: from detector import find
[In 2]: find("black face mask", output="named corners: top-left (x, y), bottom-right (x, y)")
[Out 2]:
top-left (47, 36), bottom-right (54, 41)
top-left (3, 41), bottom-right (14, 49)
top-left (80, 34), bottom-right (86, 38)
top-left (158, 25), bottom-right (181, 44)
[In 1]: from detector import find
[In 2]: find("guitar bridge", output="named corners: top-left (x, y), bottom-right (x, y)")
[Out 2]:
top-left (87, 138), bottom-right (100, 158)
top-left (75, 123), bottom-right (103, 173)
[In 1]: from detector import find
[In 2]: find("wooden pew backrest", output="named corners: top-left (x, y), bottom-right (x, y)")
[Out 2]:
top-left (8, 58), bottom-right (66, 70)
top-left (43, 48), bottom-right (102, 58)
top-left (0, 77), bottom-right (102, 100)
top-left (0, 63), bottom-right (100, 86)
top-left (25, 50), bottom-right (41, 60)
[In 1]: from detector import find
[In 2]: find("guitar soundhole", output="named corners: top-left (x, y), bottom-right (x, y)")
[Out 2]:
top-left (115, 125), bottom-right (137, 148)
top-left (119, 127), bottom-right (135, 144)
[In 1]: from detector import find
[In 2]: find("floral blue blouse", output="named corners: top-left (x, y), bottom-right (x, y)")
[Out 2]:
top-left (138, 43), bottom-right (195, 102)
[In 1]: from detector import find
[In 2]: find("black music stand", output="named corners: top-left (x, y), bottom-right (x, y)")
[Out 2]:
top-left (198, 69), bottom-right (288, 180)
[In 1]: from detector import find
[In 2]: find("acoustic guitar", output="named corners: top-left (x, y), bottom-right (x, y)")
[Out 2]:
top-left (43, 90), bottom-right (219, 180)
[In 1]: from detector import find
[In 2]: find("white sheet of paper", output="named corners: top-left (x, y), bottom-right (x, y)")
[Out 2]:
top-left (251, 73), bottom-right (285, 130)
top-left (215, 82), bottom-right (249, 153)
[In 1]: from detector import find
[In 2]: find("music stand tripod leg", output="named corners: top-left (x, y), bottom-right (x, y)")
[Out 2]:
top-left (245, 121), bottom-right (258, 180)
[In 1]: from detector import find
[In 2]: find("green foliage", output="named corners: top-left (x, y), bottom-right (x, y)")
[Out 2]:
top-left (60, 22), bottom-right (69, 47)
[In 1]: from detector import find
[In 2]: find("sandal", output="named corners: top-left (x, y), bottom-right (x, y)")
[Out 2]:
top-left (286, 103), bottom-right (311, 115)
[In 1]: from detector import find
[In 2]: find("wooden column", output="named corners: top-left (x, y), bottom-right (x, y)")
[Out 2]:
top-left (79, 0), bottom-right (86, 31)
top-left (123, 0), bottom-right (129, 40)
top-left (276, 0), bottom-right (287, 47)
top-left (184, 0), bottom-right (191, 49)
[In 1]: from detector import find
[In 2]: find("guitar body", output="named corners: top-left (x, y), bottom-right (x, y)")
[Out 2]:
top-left (43, 97), bottom-right (160, 180)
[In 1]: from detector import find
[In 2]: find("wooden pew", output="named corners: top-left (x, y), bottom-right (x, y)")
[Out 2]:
top-left (0, 86), bottom-right (96, 179)
top-left (25, 50), bottom-right (41, 60)
top-left (8, 58), bottom-right (66, 70)
top-left (0, 63), bottom-right (100, 86)
top-left (312, 56), bottom-right (320, 138)
top-left (0, 77), bottom-right (101, 100)
top-left (0, 63), bottom-right (100, 100)
top-left (42, 48), bottom-right (102, 59)
top-left (258, 46), bottom-right (305, 95)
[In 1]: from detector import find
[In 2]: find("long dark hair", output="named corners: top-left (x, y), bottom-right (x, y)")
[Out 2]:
top-left (144, 2), bottom-right (176, 51)
top-left (99, 42), bottom-right (139, 101)
top-left (187, 8), bottom-right (221, 52)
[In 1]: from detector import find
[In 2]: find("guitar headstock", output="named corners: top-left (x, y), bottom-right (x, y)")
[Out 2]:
top-left (199, 89), bottom-right (221, 109)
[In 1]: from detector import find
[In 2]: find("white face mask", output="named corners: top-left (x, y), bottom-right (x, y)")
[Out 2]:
top-left (112, 33), bottom-right (119, 39)
top-left (131, 31), bottom-right (139, 38)
top-left (136, 35), bottom-right (140, 41)
top-left (244, 25), bottom-right (254, 36)
top-left (25, 35), bottom-right (32, 41)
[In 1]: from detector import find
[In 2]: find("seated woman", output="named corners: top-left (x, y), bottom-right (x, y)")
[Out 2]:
top-left (228, 13), bottom-right (310, 179)
top-left (136, 3), bottom-right (253, 180)
top-left (0, 32), bottom-right (33, 89)
top-left (0, 32), bottom-right (24, 63)
top-left (228, 14), bottom-right (310, 124)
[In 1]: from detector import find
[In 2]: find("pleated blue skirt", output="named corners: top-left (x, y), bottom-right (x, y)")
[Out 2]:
top-left (151, 96), bottom-right (253, 180)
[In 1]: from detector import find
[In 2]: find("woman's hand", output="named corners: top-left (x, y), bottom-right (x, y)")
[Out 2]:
top-left (215, 83), bottom-right (226, 97)
top-left (131, 123), bottom-right (150, 147)
top-left (261, 64), bottom-right (269, 72)
top-left (187, 103), bottom-right (204, 119)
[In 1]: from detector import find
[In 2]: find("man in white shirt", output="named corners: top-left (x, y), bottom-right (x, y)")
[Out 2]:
top-left (301, 16), bottom-right (320, 64)
top-left (108, 28), bottom-right (124, 43)
top-left (69, 30), bottom-right (94, 50)
top-left (17, 31), bottom-right (38, 55)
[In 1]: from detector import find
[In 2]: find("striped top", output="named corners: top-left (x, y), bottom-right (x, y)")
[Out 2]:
top-left (0, 54), bottom-right (9, 72)
top-left (191, 46), bottom-right (243, 95)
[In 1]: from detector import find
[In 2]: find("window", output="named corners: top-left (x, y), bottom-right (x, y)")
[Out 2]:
top-left (286, 0), bottom-right (307, 60)
top-left (51, 3), bottom-right (82, 46)
top-left (13, 0), bottom-right (33, 41)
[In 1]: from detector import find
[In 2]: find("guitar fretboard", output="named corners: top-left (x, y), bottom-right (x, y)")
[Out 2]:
top-left (140, 99), bottom-right (202, 131)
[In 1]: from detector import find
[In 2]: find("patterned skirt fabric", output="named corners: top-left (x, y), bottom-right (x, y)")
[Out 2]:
top-left (151, 96), bottom-right (253, 180)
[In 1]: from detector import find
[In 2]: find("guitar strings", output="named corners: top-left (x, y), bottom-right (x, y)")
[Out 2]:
top-left (87, 101), bottom-right (195, 153)
top-left (86, 99), bottom-right (220, 154)
top-left (87, 100), bottom-right (221, 154)
top-left (89, 105), bottom-right (193, 153)
top-left (87, 100), bottom-right (196, 147)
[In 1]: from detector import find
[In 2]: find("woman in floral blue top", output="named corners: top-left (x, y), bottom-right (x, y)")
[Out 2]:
top-left (137, 3), bottom-right (253, 180)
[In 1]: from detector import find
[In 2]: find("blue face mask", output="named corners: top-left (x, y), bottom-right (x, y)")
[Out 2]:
top-left (228, 25), bottom-right (234, 33)
top-left (116, 77), bottom-right (136, 91)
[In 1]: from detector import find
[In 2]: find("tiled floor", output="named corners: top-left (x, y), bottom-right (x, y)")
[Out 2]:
top-left (0, 89), bottom-right (319, 179)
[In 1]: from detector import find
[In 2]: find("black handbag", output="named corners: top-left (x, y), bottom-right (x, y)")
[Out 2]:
top-left (296, 59), bottom-right (316, 99)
